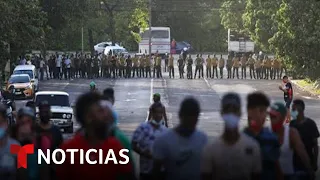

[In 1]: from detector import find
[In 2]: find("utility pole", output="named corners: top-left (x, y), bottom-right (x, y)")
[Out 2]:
top-left (148, 0), bottom-right (152, 58)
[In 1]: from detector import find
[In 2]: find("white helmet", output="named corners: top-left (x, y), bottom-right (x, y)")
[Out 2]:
top-left (259, 51), bottom-right (263, 55)
top-left (183, 47), bottom-right (188, 51)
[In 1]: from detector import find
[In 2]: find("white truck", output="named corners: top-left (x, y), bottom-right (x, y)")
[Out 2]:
top-left (228, 29), bottom-right (254, 53)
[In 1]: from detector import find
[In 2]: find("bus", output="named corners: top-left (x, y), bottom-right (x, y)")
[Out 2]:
top-left (138, 27), bottom-right (171, 55)
top-left (228, 29), bottom-right (254, 54)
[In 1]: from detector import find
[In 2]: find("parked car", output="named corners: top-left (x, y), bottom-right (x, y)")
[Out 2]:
top-left (94, 42), bottom-right (121, 54)
top-left (176, 41), bottom-right (193, 54)
top-left (34, 91), bottom-right (74, 133)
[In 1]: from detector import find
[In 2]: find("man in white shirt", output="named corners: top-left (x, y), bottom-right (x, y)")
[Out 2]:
top-left (56, 55), bottom-right (62, 79)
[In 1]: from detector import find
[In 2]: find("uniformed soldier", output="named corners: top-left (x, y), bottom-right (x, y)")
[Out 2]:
top-left (211, 54), bottom-right (217, 79)
top-left (156, 54), bottom-right (162, 78)
top-left (247, 54), bottom-right (256, 79)
top-left (152, 54), bottom-right (157, 78)
top-left (200, 54), bottom-right (204, 78)
top-left (255, 58), bottom-right (262, 79)
top-left (232, 55), bottom-right (240, 79)
top-left (126, 55), bottom-right (133, 78)
top-left (145, 55), bottom-right (151, 78)
top-left (264, 55), bottom-right (272, 79)
top-left (139, 54), bottom-right (145, 78)
top-left (168, 54), bottom-right (174, 78)
top-left (110, 55), bottom-right (117, 78)
top-left (187, 54), bottom-right (193, 79)
top-left (226, 55), bottom-right (232, 79)
top-left (132, 55), bottom-right (139, 78)
top-left (117, 54), bottom-right (124, 78)
top-left (272, 57), bottom-right (280, 79)
top-left (93, 55), bottom-right (99, 78)
top-left (194, 54), bottom-right (202, 79)
top-left (240, 54), bottom-right (247, 79)
top-left (206, 55), bottom-right (212, 78)
top-left (177, 55), bottom-right (184, 79)
top-left (218, 54), bottom-right (224, 79)
top-left (279, 59), bottom-right (287, 78)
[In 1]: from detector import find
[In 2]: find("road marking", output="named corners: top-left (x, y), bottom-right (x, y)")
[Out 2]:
top-left (124, 99), bottom-right (137, 102)
top-left (150, 78), bottom-right (154, 104)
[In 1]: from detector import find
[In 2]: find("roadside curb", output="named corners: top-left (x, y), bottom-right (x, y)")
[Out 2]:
top-left (291, 80), bottom-right (320, 99)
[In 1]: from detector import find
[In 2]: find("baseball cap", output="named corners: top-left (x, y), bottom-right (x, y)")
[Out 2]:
top-left (153, 93), bottom-right (161, 98)
top-left (269, 102), bottom-right (287, 117)
top-left (18, 107), bottom-right (35, 119)
top-left (221, 92), bottom-right (241, 107)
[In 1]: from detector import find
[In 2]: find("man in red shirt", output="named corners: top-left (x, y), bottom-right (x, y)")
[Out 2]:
top-left (56, 92), bottom-right (135, 180)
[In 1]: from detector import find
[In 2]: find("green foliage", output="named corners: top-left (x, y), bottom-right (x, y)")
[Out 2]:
top-left (220, 0), bottom-right (246, 32)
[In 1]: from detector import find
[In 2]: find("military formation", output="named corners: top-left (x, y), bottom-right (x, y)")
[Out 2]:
top-left (16, 52), bottom-right (287, 81)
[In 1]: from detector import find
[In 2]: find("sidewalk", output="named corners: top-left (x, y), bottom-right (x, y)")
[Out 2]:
top-left (291, 79), bottom-right (320, 98)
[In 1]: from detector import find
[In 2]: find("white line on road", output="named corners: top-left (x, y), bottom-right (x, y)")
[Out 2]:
top-left (146, 78), bottom-right (154, 122)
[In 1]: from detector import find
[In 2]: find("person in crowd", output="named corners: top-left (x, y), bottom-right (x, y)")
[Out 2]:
top-left (36, 101), bottom-right (63, 180)
top-left (153, 97), bottom-right (207, 180)
top-left (132, 102), bottom-right (168, 180)
top-left (13, 106), bottom-right (51, 180)
top-left (10, 107), bottom-right (35, 140)
top-left (269, 102), bottom-right (314, 179)
top-left (148, 93), bottom-right (168, 127)
top-left (278, 75), bottom-right (293, 122)
top-left (244, 92), bottom-right (283, 180)
top-left (56, 92), bottom-right (134, 179)
top-left (103, 88), bottom-right (118, 124)
top-left (25, 101), bottom-right (36, 114)
top-left (0, 104), bottom-right (22, 180)
top-left (201, 92), bottom-right (262, 180)
top-left (290, 99), bottom-right (319, 180)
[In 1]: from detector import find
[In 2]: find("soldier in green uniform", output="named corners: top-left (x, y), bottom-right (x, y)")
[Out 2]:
top-left (194, 54), bottom-right (202, 79)
top-left (153, 55), bottom-right (157, 78)
top-left (240, 54), bottom-right (247, 79)
top-left (212, 54), bottom-right (218, 79)
top-left (206, 55), bottom-right (212, 78)
top-left (126, 55), bottom-right (133, 78)
top-left (187, 54), bottom-right (193, 79)
top-left (145, 55), bottom-right (151, 78)
top-left (247, 54), bottom-right (256, 79)
top-left (218, 54), bottom-right (225, 79)
top-left (139, 54), bottom-right (145, 78)
top-left (156, 54), bottom-right (162, 78)
top-left (226, 54), bottom-right (232, 79)
top-left (132, 55), bottom-right (139, 78)
top-left (200, 54), bottom-right (204, 78)
top-left (232, 55), bottom-right (240, 79)
top-left (177, 55), bottom-right (184, 79)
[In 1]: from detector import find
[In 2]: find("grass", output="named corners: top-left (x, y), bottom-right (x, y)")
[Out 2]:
top-left (295, 79), bottom-right (320, 95)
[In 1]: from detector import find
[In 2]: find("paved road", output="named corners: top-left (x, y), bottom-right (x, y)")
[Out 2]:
top-left (14, 55), bottom-right (320, 176)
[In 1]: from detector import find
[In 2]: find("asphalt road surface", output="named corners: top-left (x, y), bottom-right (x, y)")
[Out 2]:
top-left (15, 54), bottom-right (320, 176)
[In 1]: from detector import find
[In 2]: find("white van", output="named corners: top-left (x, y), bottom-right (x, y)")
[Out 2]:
top-left (13, 65), bottom-right (39, 91)
top-left (103, 46), bottom-right (128, 56)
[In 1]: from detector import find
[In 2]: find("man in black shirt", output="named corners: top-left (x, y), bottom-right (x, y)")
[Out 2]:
top-left (290, 99), bottom-right (319, 180)
top-left (279, 75), bottom-right (293, 122)
top-left (177, 56), bottom-right (184, 79)
top-left (2, 86), bottom-right (16, 111)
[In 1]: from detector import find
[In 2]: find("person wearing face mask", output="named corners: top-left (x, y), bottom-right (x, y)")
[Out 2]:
top-left (56, 92), bottom-right (135, 180)
top-left (132, 102), bottom-right (167, 180)
top-left (35, 101), bottom-right (63, 180)
top-left (201, 92), bottom-right (262, 180)
top-left (279, 75), bottom-right (293, 123)
top-left (289, 99), bottom-right (319, 180)
top-left (15, 114), bottom-right (51, 180)
top-left (269, 102), bottom-right (314, 180)
top-left (244, 92), bottom-right (283, 180)
top-left (152, 97), bottom-right (207, 180)
top-left (0, 104), bottom-right (21, 180)
top-left (101, 89), bottom-right (137, 173)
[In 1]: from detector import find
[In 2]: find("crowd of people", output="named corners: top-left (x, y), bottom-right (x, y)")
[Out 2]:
top-left (0, 83), bottom-right (318, 180)
top-left (16, 51), bottom-right (287, 81)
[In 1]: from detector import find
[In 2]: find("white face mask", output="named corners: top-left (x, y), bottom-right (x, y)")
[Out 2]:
top-left (222, 114), bottom-right (240, 129)
top-left (291, 110), bottom-right (298, 120)
top-left (150, 120), bottom-right (161, 126)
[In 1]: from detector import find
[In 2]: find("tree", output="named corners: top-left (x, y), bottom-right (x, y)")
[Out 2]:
top-left (242, 0), bottom-right (281, 51)
top-left (220, 0), bottom-right (246, 32)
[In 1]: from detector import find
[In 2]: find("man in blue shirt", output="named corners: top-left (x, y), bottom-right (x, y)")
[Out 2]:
top-left (244, 92), bottom-right (283, 180)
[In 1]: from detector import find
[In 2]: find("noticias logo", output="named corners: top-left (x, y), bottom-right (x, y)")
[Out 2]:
top-left (10, 144), bottom-right (130, 168)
